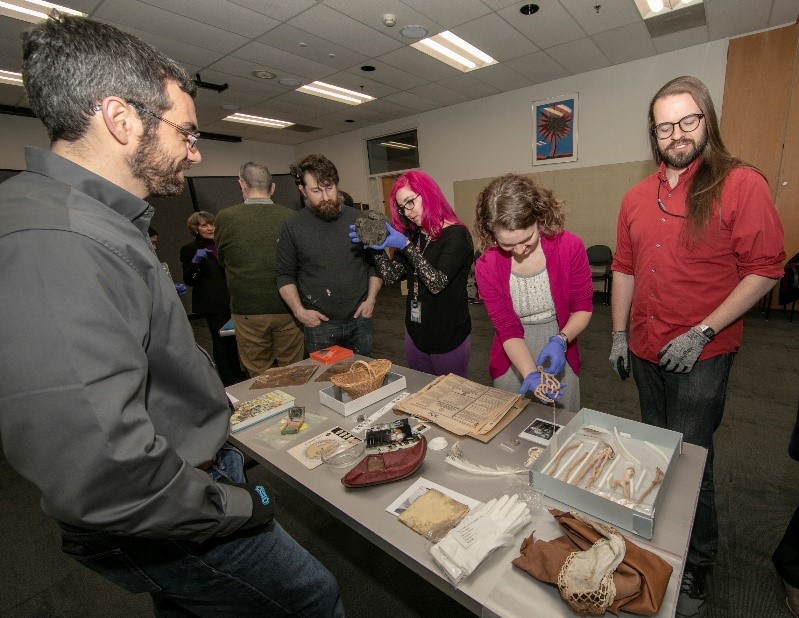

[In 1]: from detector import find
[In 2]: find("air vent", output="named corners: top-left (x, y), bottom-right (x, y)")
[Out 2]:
top-left (284, 124), bottom-right (320, 133)
top-left (645, 2), bottom-right (706, 38)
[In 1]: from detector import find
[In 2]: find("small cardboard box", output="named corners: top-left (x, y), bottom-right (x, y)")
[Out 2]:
top-left (530, 408), bottom-right (682, 539)
top-left (319, 372), bottom-right (407, 417)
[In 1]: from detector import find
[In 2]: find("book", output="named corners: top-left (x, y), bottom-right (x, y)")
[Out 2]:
top-left (219, 318), bottom-right (235, 337)
top-left (309, 345), bottom-right (354, 364)
top-left (230, 390), bottom-right (295, 432)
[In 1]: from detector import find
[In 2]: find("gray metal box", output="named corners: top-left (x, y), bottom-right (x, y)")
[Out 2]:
top-left (530, 408), bottom-right (682, 539)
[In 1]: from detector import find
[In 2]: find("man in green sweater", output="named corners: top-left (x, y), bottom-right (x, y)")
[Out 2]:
top-left (214, 161), bottom-right (304, 376)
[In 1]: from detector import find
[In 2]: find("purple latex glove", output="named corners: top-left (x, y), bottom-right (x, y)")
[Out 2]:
top-left (536, 335), bottom-right (567, 375)
top-left (175, 283), bottom-right (188, 297)
top-left (192, 248), bottom-right (210, 264)
top-left (519, 370), bottom-right (565, 403)
top-left (373, 222), bottom-right (409, 250)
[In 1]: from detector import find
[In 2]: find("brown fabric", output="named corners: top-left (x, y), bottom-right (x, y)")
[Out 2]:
top-left (341, 436), bottom-right (426, 488)
top-left (512, 509), bottom-right (672, 616)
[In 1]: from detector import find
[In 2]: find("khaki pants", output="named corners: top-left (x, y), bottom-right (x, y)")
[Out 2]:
top-left (232, 313), bottom-right (304, 377)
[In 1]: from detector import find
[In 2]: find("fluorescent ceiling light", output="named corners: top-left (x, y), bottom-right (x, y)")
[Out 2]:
top-left (0, 0), bottom-right (85, 23)
top-left (380, 141), bottom-right (416, 150)
top-left (634, 0), bottom-right (702, 19)
top-left (296, 81), bottom-right (374, 106)
top-left (223, 113), bottom-right (294, 129)
top-left (411, 31), bottom-right (496, 73)
top-left (0, 69), bottom-right (23, 86)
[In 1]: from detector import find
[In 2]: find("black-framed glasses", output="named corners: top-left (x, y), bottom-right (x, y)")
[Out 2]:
top-left (397, 194), bottom-right (420, 214)
top-left (652, 113), bottom-right (704, 139)
top-left (94, 101), bottom-right (200, 149)
top-left (657, 181), bottom-right (686, 219)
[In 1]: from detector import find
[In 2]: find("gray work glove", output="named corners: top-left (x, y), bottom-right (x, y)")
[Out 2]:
top-left (657, 328), bottom-right (711, 373)
top-left (609, 332), bottom-right (630, 380)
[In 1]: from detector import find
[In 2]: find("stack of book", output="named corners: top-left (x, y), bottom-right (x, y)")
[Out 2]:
top-left (230, 390), bottom-right (295, 432)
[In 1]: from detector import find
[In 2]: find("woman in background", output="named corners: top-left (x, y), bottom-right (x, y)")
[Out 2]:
top-left (473, 174), bottom-right (592, 410)
top-left (180, 211), bottom-right (245, 386)
top-left (350, 171), bottom-right (474, 377)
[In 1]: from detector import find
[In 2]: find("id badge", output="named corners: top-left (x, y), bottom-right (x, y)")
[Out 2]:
top-left (410, 300), bottom-right (422, 323)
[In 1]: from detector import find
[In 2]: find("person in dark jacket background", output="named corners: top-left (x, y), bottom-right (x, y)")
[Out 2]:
top-left (774, 399), bottom-right (799, 616)
top-left (180, 211), bottom-right (245, 385)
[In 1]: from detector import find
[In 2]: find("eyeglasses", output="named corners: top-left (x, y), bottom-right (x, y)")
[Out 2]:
top-left (397, 194), bottom-right (420, 214)
top-left (656, 181), bottom-right (686, 219)
top-left (652, 113), bottom-right (704, 140)
top-left (129, 102), bottom-right (200, 150)
top-left (94, 102), bottom-right (200, 149)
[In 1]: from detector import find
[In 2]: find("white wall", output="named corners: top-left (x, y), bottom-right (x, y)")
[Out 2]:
top-left (296, 39), bottom-right (729, 206)
top-left (0, 38), bottom-right (728, 195)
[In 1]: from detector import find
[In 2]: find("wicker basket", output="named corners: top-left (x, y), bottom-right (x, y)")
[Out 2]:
top-left (330, 359), bottom-right (392, 399)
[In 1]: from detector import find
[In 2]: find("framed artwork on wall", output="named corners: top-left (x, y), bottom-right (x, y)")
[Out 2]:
top-left (532, 93), bottom-right (578, 165)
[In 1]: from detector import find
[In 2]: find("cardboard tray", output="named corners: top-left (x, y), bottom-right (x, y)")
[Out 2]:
top-left (319, 372), bottom-right (407, 417)
top-left (530, 408), bottom-right (682, 539)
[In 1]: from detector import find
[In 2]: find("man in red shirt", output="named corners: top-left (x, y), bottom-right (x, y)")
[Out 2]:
top-left (610, 75), bottom-right (784, 617)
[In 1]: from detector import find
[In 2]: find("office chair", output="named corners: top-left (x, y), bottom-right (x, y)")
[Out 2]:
top-left (586, 245), bottom-right (613, 306)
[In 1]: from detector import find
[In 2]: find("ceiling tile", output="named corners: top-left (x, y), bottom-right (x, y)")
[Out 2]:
top-left (232, 41), bottom-right (339, 80)
top-left (319, 70), bottom-right (399, 99)
top-left (198, 63), bottom-right (295, 97)
top-left (407, 82), bottom-right (469, 106)
top-left (504, 51), bottom-right (569, 84)
top-left (378, 46), bottom-right (461, 81)
top-left (139, 0), bottom-right (279, 39)
top-left (705, 0), bottom-right (771, 40)
top-left (324, 0), bottom-right (443, 44)
top-left (228, 0), bottom-right (317, 22)
top-left (771, 0), bottom-right (799, 26)
top-left (544, 37), bottom-right (610, 75)
top-left (94, 0), bottom-right (250, 54)
top-left (499, 0), bottom-right (586, 50)
top-left (288, 4), bottom-right (403, 57)
top-left (400, 0), bottom-right (491, 29)
top-left (467, 62), bottom-right (532, 92)
top-left (340, 61), bottom-right (429, 90)
top-left (258, 24), bottom-right (369, 70)
top-left (591, 21), bottom-right (657, 65)
top-left (559, 0), bottom-right (641, 35)
top-left (382, 91), bottom-right (442, 111)
top-left (435, 73), bottom-right (500, 99)
top-left (359, 98), bottom-right (418, 117)
top-left (652, 25), bottom-right (710, 54)
top-left (451, 13), bottom-right (538, 62)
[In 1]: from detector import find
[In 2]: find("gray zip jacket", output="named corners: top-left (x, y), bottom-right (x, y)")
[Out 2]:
top-left (0, 148), bottom-right (251, 541)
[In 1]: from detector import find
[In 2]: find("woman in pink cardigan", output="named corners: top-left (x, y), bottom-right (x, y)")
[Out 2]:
top-left (474, 174), bottom-right (593, 410)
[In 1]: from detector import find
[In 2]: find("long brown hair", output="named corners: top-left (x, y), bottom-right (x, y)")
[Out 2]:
top-left (473, 174), bottom-right (565, 252)
top-left (648, 76), bottom-right (761, 235)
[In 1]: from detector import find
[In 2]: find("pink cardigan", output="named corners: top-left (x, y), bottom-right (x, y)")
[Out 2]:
top-left (475, 231), bottom-right (593, 379)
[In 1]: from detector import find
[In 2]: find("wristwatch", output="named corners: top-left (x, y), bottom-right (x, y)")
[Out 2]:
top-left (695, 324), bottom-right (716, 340)
top-left (555, 332), bottom-right (569, 348)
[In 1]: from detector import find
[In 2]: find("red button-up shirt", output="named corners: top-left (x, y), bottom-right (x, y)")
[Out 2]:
top-left (613, 160), bottom-right (785, 363)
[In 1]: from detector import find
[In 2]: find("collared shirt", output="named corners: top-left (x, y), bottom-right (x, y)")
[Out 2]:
top-left (613, 160), bottom-right (785, 362)
top-left (243, 198), bottom-right (274, 204)
top-left (0, 148), bottom-right (251, 540)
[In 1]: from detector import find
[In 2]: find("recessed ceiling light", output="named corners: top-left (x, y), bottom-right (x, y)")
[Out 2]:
top-left (400, 25), bottom-right (427, 39)
top-left (0, 0), bottom-right (85, 23)
top-left (411, 31), bottom-right (496, 73)
top-left (223, 113), bottom-right (294, 129)
top-left (252, 70), bottom-right (276, 79)
top-left (296, 81), bottom-right (374, 106)
top-left (220, 103), bottom-right (240, 111)
top-left (0, 69), bottom-right (23, 87)
top-left (520, 4), bottom-right (540, 15)
top-left (278, 78), bottom-right (301, 87)
top-left (360, 65), bottom-right (376, 72)
top-left (345, 119), bottom-right (355, 123)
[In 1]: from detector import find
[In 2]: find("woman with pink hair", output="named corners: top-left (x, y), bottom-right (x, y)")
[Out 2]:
top-left (350, 171), bottom-right (474, 377)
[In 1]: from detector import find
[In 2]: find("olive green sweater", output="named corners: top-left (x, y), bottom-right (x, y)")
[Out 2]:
top-left (214, 199), bottom-right (294, 315)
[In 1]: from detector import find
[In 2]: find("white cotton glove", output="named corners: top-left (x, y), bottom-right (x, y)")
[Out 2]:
top-left (430, 494), bottom-right (531, 585)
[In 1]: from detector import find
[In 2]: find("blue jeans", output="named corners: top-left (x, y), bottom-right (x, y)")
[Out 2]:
top-left (631, 352), bottom-right (735, 569)
top-left (59, 445), bottom-right (343, 617)
top-left (305, 315), bottom-right (373, 357)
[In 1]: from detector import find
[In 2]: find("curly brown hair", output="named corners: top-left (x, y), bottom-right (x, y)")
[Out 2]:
top-left (289, 153), bottom-right (339, 188)
top-left (472, 174), bottom-right (565, 251)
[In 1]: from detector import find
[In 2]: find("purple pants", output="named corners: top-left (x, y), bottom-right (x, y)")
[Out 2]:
top-left (404, 330), bottom-right (471, 378)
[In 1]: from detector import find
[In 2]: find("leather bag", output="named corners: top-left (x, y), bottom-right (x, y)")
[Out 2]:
top-left (341, 436), bottom-right (426, 488)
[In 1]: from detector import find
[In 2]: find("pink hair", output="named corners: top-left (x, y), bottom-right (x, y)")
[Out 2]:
top-left (388, 171), bottom-right (463, 241)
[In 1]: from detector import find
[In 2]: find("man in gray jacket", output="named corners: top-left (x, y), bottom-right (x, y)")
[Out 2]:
top-left (0, 13), bottom-right (342, 616)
